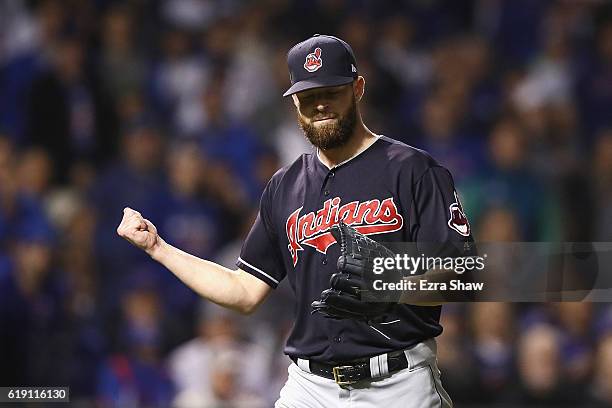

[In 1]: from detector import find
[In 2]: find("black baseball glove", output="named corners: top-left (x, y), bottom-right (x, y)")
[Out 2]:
top-left (311, 222), bottom-right (402, 321)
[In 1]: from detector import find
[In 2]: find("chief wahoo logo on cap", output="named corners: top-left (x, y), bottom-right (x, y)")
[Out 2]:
top-left (304, 47), bottom-right (323, 72)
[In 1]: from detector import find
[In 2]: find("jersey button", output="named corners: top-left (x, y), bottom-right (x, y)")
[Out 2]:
top-left (333, 336), bottom-right (342, 343)
top-left (324, 190), bottom-right (330, 196)
top-left (330, 172), bottom-right (335, 178)
top-left (322, 258), bottom-right (327, 265)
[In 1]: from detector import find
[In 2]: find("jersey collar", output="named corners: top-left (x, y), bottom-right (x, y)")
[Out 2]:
top-left (316, 134), bottom-right (382, 170)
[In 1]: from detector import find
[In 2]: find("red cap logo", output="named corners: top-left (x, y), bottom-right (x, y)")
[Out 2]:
top-left (304, 47), bottom-right (323, 72)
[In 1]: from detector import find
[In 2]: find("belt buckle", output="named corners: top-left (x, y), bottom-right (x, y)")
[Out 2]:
top-left (332, 365), bottom-right (358, 386)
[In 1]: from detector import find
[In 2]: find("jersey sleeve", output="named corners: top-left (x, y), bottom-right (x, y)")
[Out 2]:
top-left (236, 179), bottom-right (286, 288)
top-left (407, 166), bottom-right (475, 257)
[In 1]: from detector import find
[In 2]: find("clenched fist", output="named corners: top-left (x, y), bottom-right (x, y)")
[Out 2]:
top-left (117, 207), bottom-right (163, 256)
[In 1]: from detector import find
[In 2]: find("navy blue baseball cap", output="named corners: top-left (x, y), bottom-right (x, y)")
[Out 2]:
top-left (283, 34), bottom-right (358, 97)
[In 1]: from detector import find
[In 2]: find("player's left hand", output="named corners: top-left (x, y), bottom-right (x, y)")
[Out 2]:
top-left (311, 222), bottom-right (401, 321)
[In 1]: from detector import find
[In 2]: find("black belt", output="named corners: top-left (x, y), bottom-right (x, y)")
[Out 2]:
top-left (290, 350), bottom-right (409, 385)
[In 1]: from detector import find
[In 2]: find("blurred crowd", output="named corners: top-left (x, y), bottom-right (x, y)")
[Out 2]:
top-left (1, 0), bottom-right (612, 407)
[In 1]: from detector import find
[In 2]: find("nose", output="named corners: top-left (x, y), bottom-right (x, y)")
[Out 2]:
top-left (315, 101), bottom-right (329, 112)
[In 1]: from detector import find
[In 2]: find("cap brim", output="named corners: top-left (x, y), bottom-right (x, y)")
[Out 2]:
top-left (283, 76), bottom-right (355, 97)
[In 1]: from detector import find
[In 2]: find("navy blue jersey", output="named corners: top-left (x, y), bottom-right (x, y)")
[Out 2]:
top-left (237, 136), bottom-right (473, 362)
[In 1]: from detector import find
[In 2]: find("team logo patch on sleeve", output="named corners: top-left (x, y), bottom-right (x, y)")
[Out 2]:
top-left (304, 47), bottom-right (323, 72)
top-left (448, 191), bottom-right (471, 237)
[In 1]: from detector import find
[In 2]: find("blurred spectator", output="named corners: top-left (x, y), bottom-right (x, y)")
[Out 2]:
top-left (513, 32), bottom-right (590, 244)
top-left (97, 280), bottom-right (175, 407)
top-left (168, 304), bottom-right (267, 407)
top-left (92, 117), bottom-right (166, 277)
top-left (168, 305), bottom-right (238, 403)
top-left (418, 89), bottom-right (485, 181)
top-left (436, 305), bottom-right (478, 404)
top-left (0, 141), bottom-right (53, 253)
top-left (577, 19), bottom-right (612, 139)
top-left (0, 0), bottom-right (62, 142)
top-left (99, 5), bottom-right (145, 104)
top-left (223, 5), bottom-right (277, 124)
top-left (157, 142), bottom-right (221, 258)
top-left (508, 323), bottom-right (583, 406)
top-left (173, 348), bottom-right (265, 408)
top-left (0, 1), bottom-right (38, 64)
top-left (16, 147), bottom-right (53, 198)
top-left (0, 220), bottom-right (67, 386)
top-left (458, 35), bottom-right (499, 130)
top-left (592, 129), bottom-right (612, 241)
top-left (474, 207), bottom-right (524, 300)
top-left (589, 333), bottom-right (612, 407)
top-left (0, 135), bottom-right (17, 245)
top-left (160, 0), bottom-right (228, 31)
top-left (475, 0), bottom-right (549, 64)
top-left (469, 303), bottom-right (515, 403)
top-left (200, 18), bottom-right (237, 70)
top-left (551, 302), bottom-right (594, 385)
top-left (196, 81), bottom-right (271, 203)
top-left (375, 15), bottom-right (431, 91)
top-left (460, 117), bottom-right (561, 240)
top-left (477, 207), bottom-right (522, 242)
top-left (512, 15), bottom-right (573, 120)
top-left (554, 121), bottom-right (596, 241)
top-left (26, 35), bottom-right (116, 183)
top-left (149, 28), bottom-right (210, 135)
top-left (56, 197), bottom-right (106, 397)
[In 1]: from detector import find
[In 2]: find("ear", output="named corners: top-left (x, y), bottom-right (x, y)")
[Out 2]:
top-left (353, 76), bottom-right (365, 101)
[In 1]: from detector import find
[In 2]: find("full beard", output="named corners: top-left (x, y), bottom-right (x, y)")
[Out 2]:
top-left (298, 97), bottom-right (357, 150)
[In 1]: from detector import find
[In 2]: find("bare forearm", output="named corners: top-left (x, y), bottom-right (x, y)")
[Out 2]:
top-left (149, 239), bottom-right (257, 313)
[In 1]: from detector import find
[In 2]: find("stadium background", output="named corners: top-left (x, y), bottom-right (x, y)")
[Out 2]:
top-left (1, 0), bottom-right (612, 406)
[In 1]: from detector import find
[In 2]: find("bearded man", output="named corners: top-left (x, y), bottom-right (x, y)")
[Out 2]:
top-left (118, 34), bottom-right (475, 407)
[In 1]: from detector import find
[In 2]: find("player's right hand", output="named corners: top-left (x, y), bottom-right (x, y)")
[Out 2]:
top-left (116, 207), bottom-right (161, 255)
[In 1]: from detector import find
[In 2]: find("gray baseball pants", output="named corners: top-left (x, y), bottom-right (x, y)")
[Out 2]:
top-left (275, 339), bottom-right (452, 408)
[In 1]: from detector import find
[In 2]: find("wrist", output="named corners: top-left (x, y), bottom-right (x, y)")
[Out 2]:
top-left (147, 237), bottom-right (169, 262)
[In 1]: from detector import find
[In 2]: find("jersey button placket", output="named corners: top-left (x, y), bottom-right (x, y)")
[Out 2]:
top-left (322, 169), bottom-right (334, 197)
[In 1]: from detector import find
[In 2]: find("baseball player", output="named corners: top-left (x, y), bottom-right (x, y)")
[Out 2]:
top-left (117, 34), bottom-right (474, 407)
